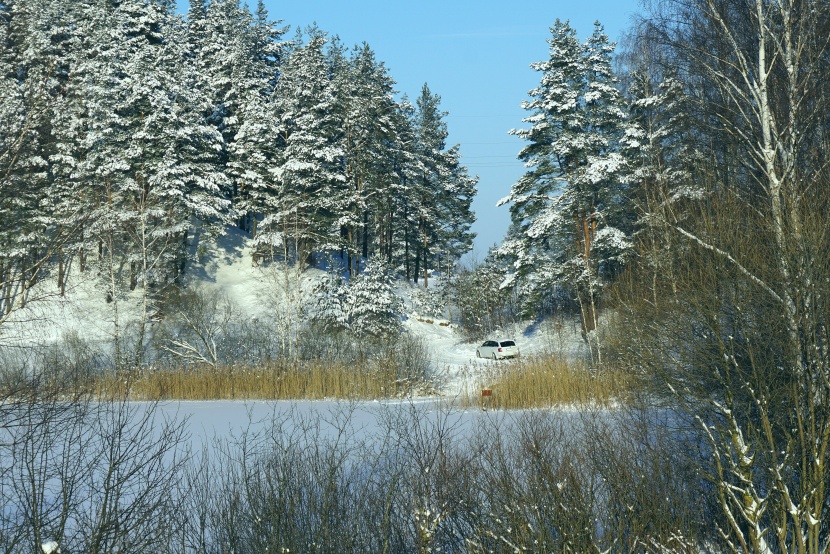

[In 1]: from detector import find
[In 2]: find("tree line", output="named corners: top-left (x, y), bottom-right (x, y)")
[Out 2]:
top-left (0, 0), bottom-right (476, 328)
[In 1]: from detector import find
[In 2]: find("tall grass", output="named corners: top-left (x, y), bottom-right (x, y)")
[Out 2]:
top-left (468, 355), bottom-right (630, 409)
top-left (93, 359), bottom-right (432, 401)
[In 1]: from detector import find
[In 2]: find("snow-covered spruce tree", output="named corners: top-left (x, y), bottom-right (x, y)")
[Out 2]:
top-left (343, 258), bottom-right (403, 339)
top-left (309, 258), bottom-right (402, 339)
top-left (308, 260), bottom-right (348, 334)
top-left (433, 143), bottom-right (477, 277)
top-left (0, 0), bottom-right (50, 321)
top-left (44, 0), bottom-right (106, 293)
top-left (185, 0), bottom-right (268, 205)
top-left (410, 83), bottom-right (447, 288)
top-left (65, 0), bottom-right (230, 367)
top-left (500, 20), bottom-right (632, 363)
top-left (0, 0), bottom-right (83, 321)
top-left (224, 0), bottom-right (288, 239)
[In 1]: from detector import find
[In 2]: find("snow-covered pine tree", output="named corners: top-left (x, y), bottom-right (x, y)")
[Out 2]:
top-left (500, 20), bottom-right (632, 361)
top-left (186, 0), bottom-right (282, 219)
top-left (431, 143), bottom-right (477, 277)
top-left (383, 97), bottom-right (424, 275)
top-left (410, 84), bottom-right (477, 287)
top-left (330, 42), bottom-right (403, 276)
top-left (225, 0), bottom-right (287, 238)
top-left (262, 27), bottom-right (345, 265)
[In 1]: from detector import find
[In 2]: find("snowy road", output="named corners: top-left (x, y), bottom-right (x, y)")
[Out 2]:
top-left (402, 316), bottom-right (583, 398)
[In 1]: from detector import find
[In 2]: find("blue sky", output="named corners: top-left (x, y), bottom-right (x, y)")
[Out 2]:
top-left (216, 1), bottom-right (643, 261)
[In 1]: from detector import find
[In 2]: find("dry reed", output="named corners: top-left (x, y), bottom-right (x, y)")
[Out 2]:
top-left (469, 355), bottom-right (630, 410)
top-left (93, 360), bottom-right (419, 401)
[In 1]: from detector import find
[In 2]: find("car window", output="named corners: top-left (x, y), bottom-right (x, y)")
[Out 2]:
top-left (500, 341), bottom-right (515, 347)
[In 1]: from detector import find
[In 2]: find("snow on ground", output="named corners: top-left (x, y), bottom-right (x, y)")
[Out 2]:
top-left (0, 229), bottom-right (597, 462)
top-left (1, 226), bottom-right (588, 398)
top-left (403, 313), bottom-right (589, 398)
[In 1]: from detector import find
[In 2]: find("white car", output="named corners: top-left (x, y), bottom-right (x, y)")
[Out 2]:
top-left (476, 338), bottom-right (520, 360)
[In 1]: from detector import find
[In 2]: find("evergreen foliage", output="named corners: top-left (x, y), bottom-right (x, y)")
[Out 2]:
top-left (410, 85), bottom-right (477, 287)
top-left (0, 0), bottom-right (477, 326)
top-left (309, 257), bottom-right (402, 339)
top-left (500, 20), bottom-right (632, 359)
top-left (344, 257), bottom-right (403, 338)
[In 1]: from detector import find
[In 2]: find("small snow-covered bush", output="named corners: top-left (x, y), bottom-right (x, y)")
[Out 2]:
top-left (410, 285), bottom-right (445, 320)
top-left (307, 264), bottom-right (349, 334)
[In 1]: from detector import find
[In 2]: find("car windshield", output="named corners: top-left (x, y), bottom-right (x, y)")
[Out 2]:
top-left (500, 341), bottom-right (515, 347)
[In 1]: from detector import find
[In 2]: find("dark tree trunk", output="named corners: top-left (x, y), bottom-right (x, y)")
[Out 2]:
top-left (362, 211), bottom-right (369, 260)
top-left (413, 242), bottom-right (420, 285)
top-left (58, 247), bottom-right (65, 296)
top-left (129, 262), bottom-right (137, 291)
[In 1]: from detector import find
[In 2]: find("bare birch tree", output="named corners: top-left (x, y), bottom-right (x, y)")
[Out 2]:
top-left (623, 1), bottom-right (830, 550)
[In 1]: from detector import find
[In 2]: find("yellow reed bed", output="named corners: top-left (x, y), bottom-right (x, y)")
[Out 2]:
top-left (473, 355), bottom-right (630, 410)
top-left (93, 361), bottom-right (413, 401)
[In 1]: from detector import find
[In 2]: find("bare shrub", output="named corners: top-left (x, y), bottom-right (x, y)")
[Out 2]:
top-left (581, 402), bottom-right (712, 552)
top-left (34, 330), bottom-right (103, 392)
top-left (294, 326), bottom-right (434, 392)
top-left (152, 287), bottom-right (240, 368)
top-left (3, 398), bottom-right (715, 553)
top-left (0, 391), bottom-right (189, 554)
top-left (186, 404), bottom-right (406, 553)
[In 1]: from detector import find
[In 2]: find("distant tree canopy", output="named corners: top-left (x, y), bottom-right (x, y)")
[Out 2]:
top-left (0, 0), bottom-right (477, 323)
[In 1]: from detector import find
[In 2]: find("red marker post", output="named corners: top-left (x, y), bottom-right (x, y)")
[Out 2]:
top-left (481, 388), bottom-right (492, 410)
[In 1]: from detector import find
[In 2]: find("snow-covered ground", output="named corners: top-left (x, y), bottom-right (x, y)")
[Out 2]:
top-left (3, 232), bottom-right (597, 548)
top-left (402, 315), bottom-right (586, 398)
top-left (1, 227), bottom-right (588, 399)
